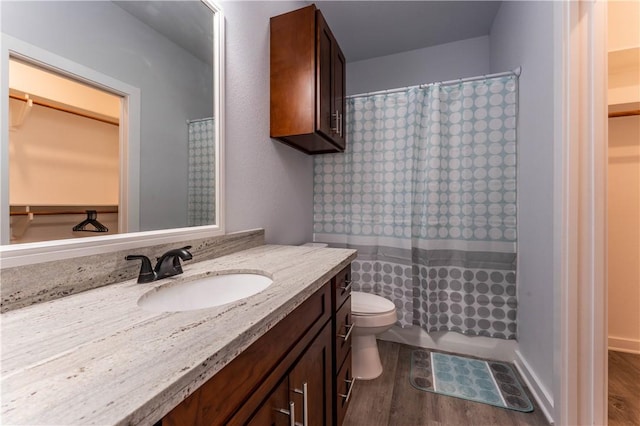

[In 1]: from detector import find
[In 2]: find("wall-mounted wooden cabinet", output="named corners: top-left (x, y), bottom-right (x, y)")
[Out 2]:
top-left (270, 4), bottom-right (346, 155)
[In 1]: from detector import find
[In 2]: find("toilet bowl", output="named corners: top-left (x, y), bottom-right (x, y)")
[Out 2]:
top-left (351, 291), bottom-right (397, 380)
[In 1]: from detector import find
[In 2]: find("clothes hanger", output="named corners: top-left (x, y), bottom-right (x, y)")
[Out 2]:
top-left (72, 210), bottom-right (109, 233)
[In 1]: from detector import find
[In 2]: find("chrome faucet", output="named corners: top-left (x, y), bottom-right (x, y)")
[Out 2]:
top-left (125, 246), bottom-right (193, 283)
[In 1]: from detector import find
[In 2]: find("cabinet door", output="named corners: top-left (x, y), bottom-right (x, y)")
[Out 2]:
top-left (247, 378), bottom-right (291, 426)
top-left (289, 323), bottom-right (332, 426)
top-left (316, 11), bottom-right (334, 142)
top-left (331, 43), bottom-right (346, 150)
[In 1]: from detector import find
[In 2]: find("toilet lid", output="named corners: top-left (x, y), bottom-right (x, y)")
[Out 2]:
top-left (351, 291), bottom-right (396, 315)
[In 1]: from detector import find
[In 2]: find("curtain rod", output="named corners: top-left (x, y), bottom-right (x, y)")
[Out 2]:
top-left (186, 117), bottom-right (214, 124)
top-left (346, 67), bottom-right (522, 99)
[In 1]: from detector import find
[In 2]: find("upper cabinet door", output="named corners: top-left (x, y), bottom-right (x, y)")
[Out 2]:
top-left (270, 5), bottom-right (347, 155)
top-left (316, 10), bottom-right (346, 150)
top-left (316, 12), bottom-right (334, 143)
top-left (331, 41), bottom-right (346, 150)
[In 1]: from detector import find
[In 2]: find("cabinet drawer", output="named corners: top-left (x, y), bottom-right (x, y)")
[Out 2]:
top-left (334, 295), bottom-right (352, 371)
top-left (335, 350), bottom-right (354, 426)
top-left (333, 264), bottom-right (351, 311)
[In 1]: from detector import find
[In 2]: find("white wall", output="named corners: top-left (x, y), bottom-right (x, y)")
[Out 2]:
top-left (222, 3), bottom-right (491, 244)
top-left (347, 36), bottom-right (490, 95)
top-left (489, 0), bottom-right (556, 410)
top-left (1, 1), bottom-right (213, 232)
top-left (221, 1), bottom-right (314, 244)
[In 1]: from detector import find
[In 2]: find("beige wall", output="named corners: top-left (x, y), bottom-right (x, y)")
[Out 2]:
top-left (9, 100), bottom-right (119, 244)
top-left (9, 100), bottom-right (119, 206)
top-left (608, 115), bottom-right (640, 353)
top-left (607, 0), bottom-right (640, 354)
top-left (609, 48), bottom-right (640, 106)
top-left (10, 59), bottom-right (120, 122)
top-left (608, 1), bottom-right (640, 106)
top-left (608, 1), bottom-right (640, 52)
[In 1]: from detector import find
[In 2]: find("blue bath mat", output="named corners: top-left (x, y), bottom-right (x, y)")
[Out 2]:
top-left (409, 350), bottom-right (534, 412)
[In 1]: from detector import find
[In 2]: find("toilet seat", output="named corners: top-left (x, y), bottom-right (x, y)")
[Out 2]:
top-left (352, 291), bottom-right (396, 315)
top-left (351, 292), bottom-right (397, 328)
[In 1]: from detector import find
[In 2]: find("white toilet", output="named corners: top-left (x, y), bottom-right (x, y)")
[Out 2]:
top-left (299, 244), bottom-right (397, 380)
top-left (351, 291), bottom-right (397, 380)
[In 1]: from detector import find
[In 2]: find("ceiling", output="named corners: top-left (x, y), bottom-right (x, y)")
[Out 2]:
top-left (114, 1), bottom-right (214, 65)
top-left (315, 1), bottom-right (502, 62)
top-left (113, 1), bottom-right (502, 65)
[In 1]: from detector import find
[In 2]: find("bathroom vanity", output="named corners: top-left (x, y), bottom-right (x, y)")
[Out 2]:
top-left (0, 243), bottom-right (356, 425)
top-left (163, 264), bottom-right (354, 425)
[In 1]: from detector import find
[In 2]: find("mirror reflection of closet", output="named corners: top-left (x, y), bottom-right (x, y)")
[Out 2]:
top-left (8, 58), bottom-right (121, 244)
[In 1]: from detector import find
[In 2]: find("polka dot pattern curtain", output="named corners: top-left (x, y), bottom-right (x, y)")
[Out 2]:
top-left (313, 75), bottom-right (519, 340)
top-left (188, 118), bottom-right (216, 227)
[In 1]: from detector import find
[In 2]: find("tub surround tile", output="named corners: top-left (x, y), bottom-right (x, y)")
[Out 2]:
top-left (1, 244), bottom-right (357, 425)
top-left (0, 229), bottom-right (265, 313)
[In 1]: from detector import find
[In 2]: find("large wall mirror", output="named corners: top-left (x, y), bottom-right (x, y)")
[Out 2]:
top-left (0, 1), bottom-right (224, 263)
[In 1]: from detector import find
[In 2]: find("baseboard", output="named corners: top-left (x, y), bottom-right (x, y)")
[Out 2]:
top-left (514, 350), bottom-right (555, 425)
top-left (608, 336), bottom-right (640, 354)
top-left (378, 325), bottom-right (518, 362)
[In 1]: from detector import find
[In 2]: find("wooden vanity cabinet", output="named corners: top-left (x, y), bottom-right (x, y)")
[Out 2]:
top-left (332, 265), bottom-right (354, 426)
top-left (270, 4), bottom-right (346, 154)
top-left (246, 323), bottom-right (332, 426)
top-left (161, 264), bottom-right (353, 426)
top-left (335, 351), bottom-right (354, 426)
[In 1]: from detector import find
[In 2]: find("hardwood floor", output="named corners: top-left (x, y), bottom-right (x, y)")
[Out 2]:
top-left (608, 350), bottom-right (640, 426)
top-left (343, 341), bottom-right (549, 426)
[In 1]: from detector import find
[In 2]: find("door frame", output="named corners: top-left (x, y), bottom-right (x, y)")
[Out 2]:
top-left (555, 1), bottom-right (608, 424)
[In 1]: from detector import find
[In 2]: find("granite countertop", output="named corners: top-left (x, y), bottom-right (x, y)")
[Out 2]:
top-left (1, 244), bottom-right (356, 425)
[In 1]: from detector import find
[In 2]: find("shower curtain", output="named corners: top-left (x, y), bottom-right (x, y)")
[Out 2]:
top-left (188, 118), bottom-right (215, 227)
top-left (313, 74), bottom-right (518, 339)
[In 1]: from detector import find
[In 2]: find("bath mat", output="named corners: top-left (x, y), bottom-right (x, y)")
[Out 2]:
top-left (409, 350), bottom-right (534, 412)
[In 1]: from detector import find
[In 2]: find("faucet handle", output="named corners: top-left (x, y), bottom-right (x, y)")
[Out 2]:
top-left (125, 255), bottom-right (156, 283)
top-left (154, 246), bottom-right (193, 279)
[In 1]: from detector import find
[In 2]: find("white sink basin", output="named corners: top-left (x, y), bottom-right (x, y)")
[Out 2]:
top-left (137, 273), bottom-right (273, 312)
